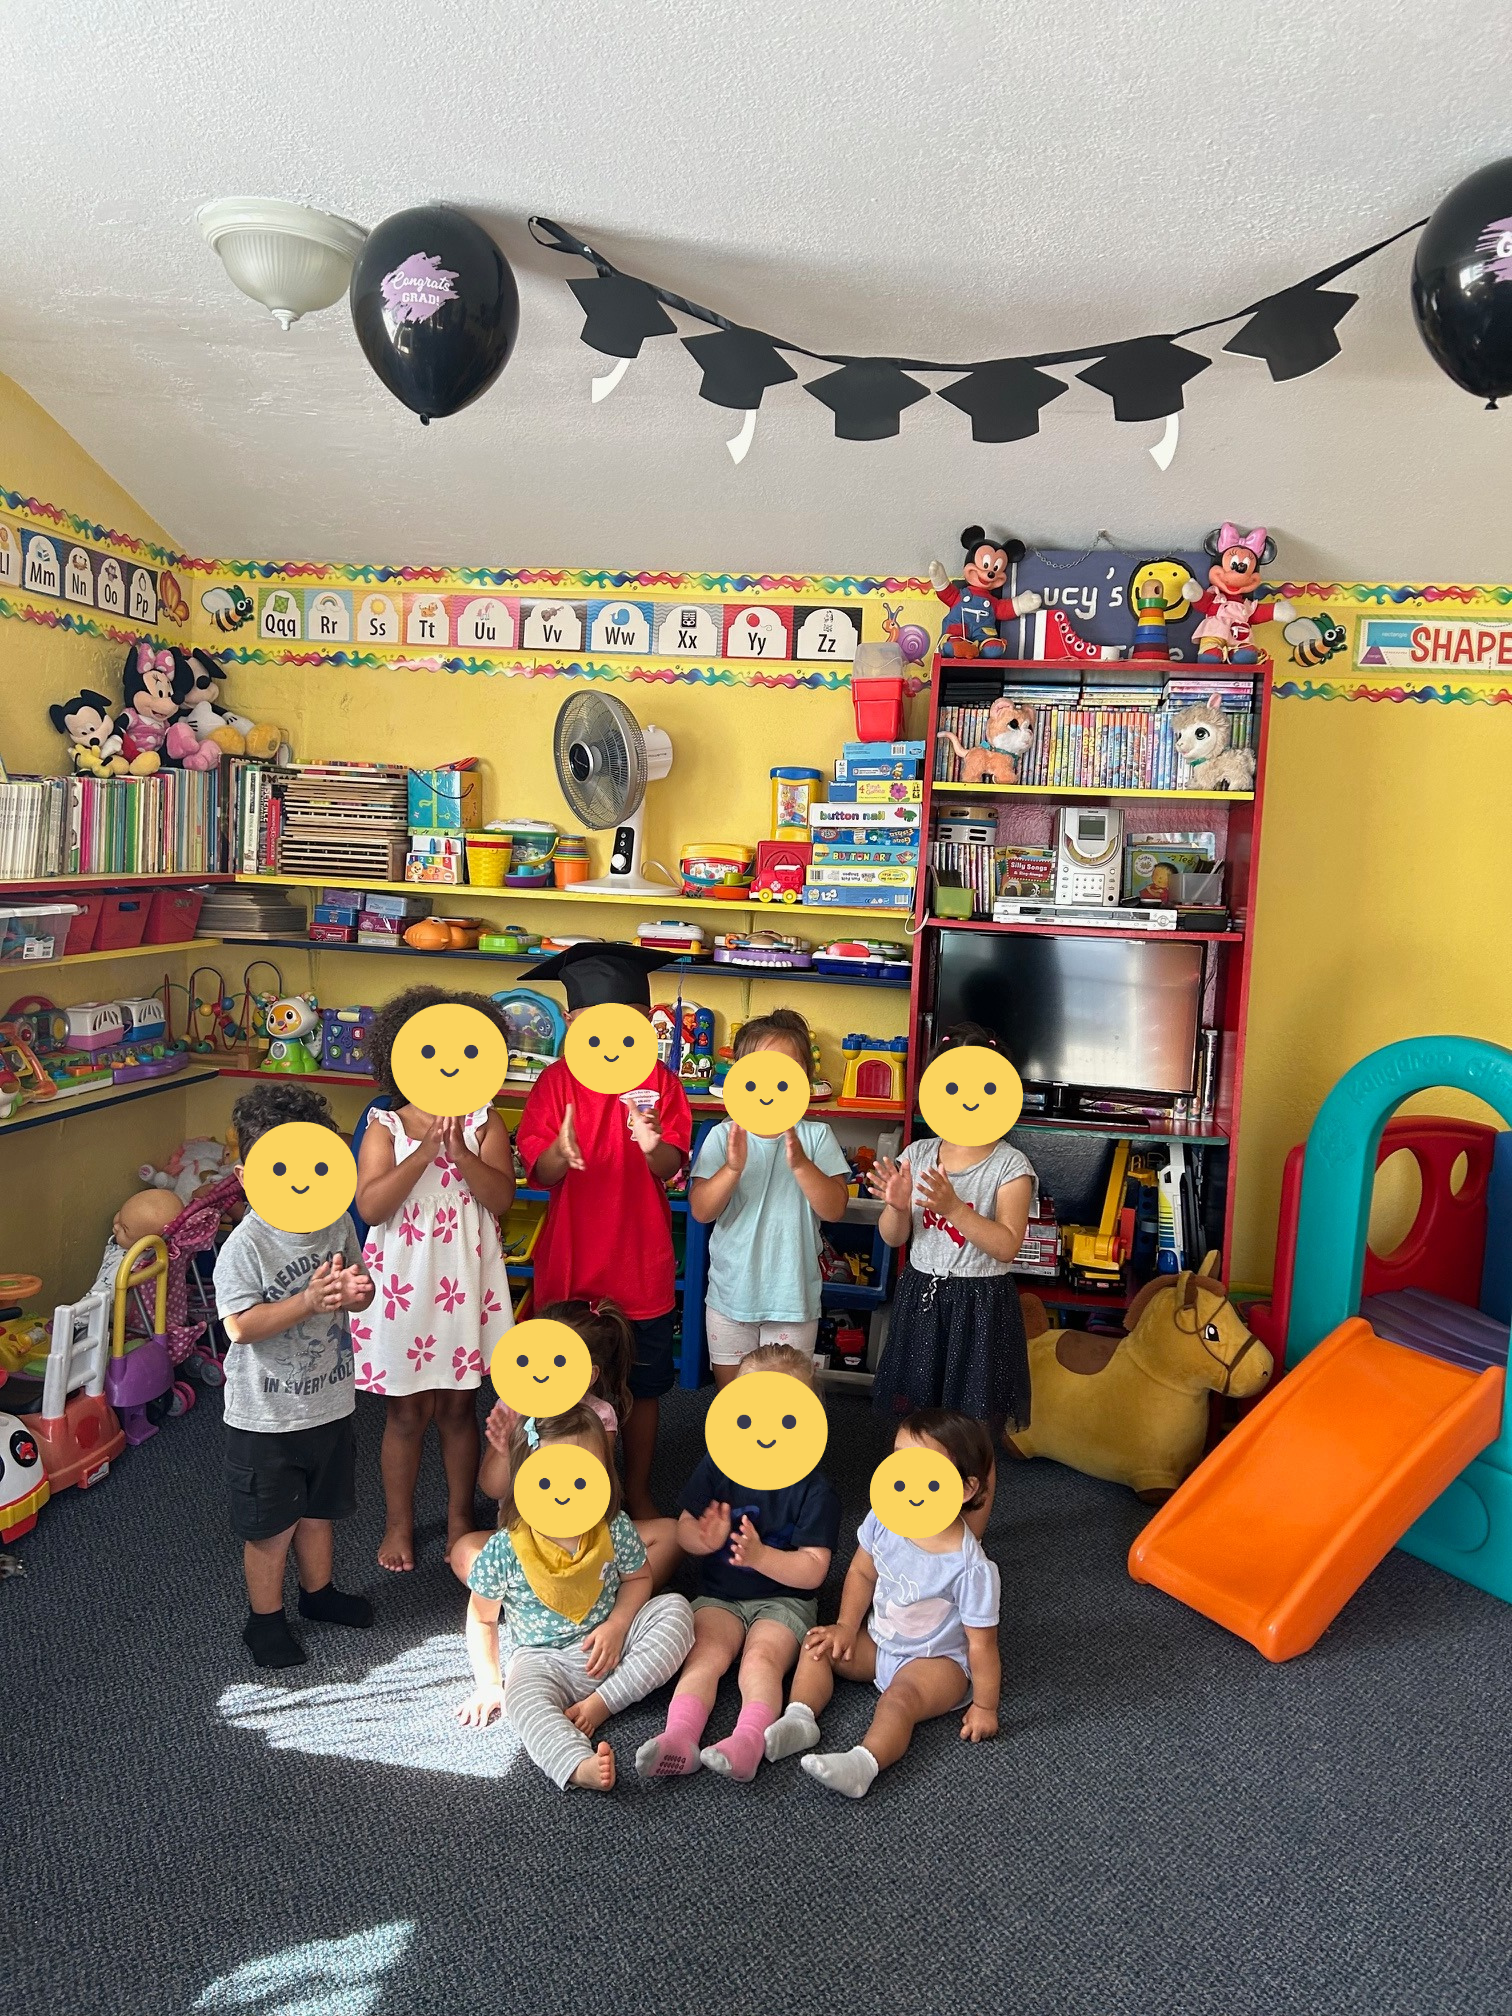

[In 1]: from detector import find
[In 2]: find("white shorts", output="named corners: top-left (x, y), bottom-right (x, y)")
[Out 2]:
top-left (704, 1310), bottom-right (819, 1368)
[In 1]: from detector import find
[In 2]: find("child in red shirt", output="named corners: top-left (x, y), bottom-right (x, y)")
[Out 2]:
top-left (516, 945), bottom-right (692, 1519)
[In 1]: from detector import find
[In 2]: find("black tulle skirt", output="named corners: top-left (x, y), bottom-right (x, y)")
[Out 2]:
top-left (872, 1267), bottom-right (1031, 1433)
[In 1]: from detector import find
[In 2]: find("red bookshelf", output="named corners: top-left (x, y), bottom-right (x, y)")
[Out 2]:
top-left (907, 653), bottom-right (1274, 1287)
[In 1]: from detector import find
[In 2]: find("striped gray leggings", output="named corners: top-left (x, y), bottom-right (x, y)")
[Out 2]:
top-left (505, 1593), bottom-right (695, 1788)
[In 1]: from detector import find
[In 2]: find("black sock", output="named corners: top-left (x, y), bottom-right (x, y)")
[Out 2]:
top-left (243, 1608), bottom-right (307, 1668)
top-left (298, 1581), bottom-right (374, 1629)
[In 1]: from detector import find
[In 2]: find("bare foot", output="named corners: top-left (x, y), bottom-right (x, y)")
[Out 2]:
top-left (443, 1511), bottom-right (474, 1565)
top-left (564, 1691), bottom-right (609, 1738)
top-left (378, 1521), bottom-right (415, 1572)
top-left (570, 1740), bottom-right (616, 1793)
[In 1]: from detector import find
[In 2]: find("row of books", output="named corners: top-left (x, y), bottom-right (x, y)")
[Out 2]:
top-left (0, 769), bottom-right (220, 880)
top-left (934, 698), bottom-right (1254, 792)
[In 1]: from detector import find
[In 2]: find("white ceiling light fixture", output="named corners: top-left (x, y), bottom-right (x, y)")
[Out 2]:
top-left (197, 198), bottom-right (368, 330)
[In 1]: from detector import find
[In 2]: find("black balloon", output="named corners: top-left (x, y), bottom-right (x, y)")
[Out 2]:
top-left (350, 206), bottom-right (519, 423)
top-left (1412, 159), bottom-right (1512, 408)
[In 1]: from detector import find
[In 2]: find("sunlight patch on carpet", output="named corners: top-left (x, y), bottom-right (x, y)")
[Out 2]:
top-left (194, 1918), bottom-right (414, 2015)
top-left (217, 1632), bottom-right (522, 1779)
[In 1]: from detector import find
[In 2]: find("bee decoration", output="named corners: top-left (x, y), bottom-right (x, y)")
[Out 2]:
top-left (201, 584), bottom-right (255, 633)
top-left (1281, 611), bottom-right (1348, 668)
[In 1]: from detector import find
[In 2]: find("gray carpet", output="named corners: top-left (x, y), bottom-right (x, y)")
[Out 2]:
top-left (5, 1381), bottom-right (1512, 2016)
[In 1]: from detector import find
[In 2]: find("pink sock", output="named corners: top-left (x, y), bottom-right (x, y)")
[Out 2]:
top-left (635, 1694), bottom-right (709, 1779)
top-left (703, 1701), bottom-right (775, 1784)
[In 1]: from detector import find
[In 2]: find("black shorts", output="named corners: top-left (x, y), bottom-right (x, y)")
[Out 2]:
top-left (225, 1415), bottom-right (357, 1541)
top-left (627, 1310), bottom-right (677, 1401)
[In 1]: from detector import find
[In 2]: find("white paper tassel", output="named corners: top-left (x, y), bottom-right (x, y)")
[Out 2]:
top-left (726, 409), bottom-right (757, 464)
top-left (592, 356), bottom-right (632, 402)
top-left (1149, 412), bottom-right (1179, 471)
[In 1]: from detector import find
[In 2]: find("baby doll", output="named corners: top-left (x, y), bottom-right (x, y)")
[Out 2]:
top-left (88, 1189), bottom-right (184, 1305)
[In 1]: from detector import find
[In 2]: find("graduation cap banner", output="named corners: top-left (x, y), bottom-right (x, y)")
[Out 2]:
top-left (529, 214), bottom-right (1427, 465)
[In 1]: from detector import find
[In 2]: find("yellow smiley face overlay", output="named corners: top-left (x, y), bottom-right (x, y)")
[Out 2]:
top-left (241, 1122), bottom-right (357, 1235)
top-left (722, 1047), bottom-right (811, 1137)
top-left (870, 1443), bottom-right (965, 1540)
top-left (917, 1045), bottom-right (1023, 1147)
top-left (705, 1370), bottom-right (827, 1491)
top-left (488, 1318), bottom-right (592, 1416)
top-left (389, 1003), bottom-right (508, 1118)
top-left (515, 1444), bottom-right (611, 1535)
top-left (562, 1003), bottom-right (656, 1096)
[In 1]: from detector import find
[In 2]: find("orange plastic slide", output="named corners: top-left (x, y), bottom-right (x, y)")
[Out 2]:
top-left (1128, 1318), bottom-right (1505, 1661)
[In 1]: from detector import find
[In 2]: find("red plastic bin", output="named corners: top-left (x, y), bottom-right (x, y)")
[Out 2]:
top-left (95, 894), bottom-right (150, 953)
top-left (63, 893), bottom-right (106, 956)
top-left (143, 887), bottom-right (204, 944)
top-left (852, 676), bottom-right (905, 743)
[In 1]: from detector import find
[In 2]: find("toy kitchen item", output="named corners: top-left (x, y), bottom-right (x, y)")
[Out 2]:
top-left (679, 842), bottom-right (753, 901)
top-left (1053, 805), bottom-right (1125, 908)
top-left (463, 833), bottom-right (512, 887)
top-left (812, 939), bottom-right (912, 981)
top-left (553, 834), bottom-right (590, 888)
top-left (712, 931), bottom-right (813, 970)
top-left (751, 839), bottom-right (812, 904)
top-left (770, 768), bottom-right (823, 839)
top-left (489, 988), bottom-right (567, 1085)
top-left (849, 641), bottom-right (906, 744)
top-left (636, 920), bottom-right (708, 959)
top-left (490, 818), bottom-right (559, 888)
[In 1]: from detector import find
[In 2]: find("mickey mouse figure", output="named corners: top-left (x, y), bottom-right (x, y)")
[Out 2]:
top-left (48, 690), bottom-right (135, 776)
top-left (1180, 525), bottom-right (1295, 665)
top-left (117, 641), bottom-right (220, 771)
top-left (928, 526), bottom-right (1043, 658)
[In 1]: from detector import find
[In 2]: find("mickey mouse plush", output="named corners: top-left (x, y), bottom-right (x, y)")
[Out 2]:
top-left (48, 690), bottom-right (135, 776)
top-left (928, 526), bottom-right (1043, 658)
top-left (118, 641), bottom-right (220, 771)
top-left (177, 647), bottom-right (283, 760)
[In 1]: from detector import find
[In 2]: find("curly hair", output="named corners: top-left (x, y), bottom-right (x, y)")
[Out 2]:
top-left (366, 985), bottom-right (512, 1102)
top-left (733, 1008), bottom-right (813, 1079)
top-left (536, 1297), bottom-right (636, 1427)
top-left (496, 1402), bottom-right (620, 1534)
top-left (230, 1082), bottom-right (339, 1159)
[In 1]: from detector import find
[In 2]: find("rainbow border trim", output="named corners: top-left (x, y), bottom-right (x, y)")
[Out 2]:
top-left (1276, 675), bottom-right (1512, 705)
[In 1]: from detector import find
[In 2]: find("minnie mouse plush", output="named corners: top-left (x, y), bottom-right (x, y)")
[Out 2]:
top-left (1181, 526), bottom-right (1295, 665)
top-left (118, 642), bottom-right (220, 770)
top-left (928, 526), bottom-right (1042, 658)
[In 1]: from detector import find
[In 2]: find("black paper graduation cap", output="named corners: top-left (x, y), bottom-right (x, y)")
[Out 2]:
top-left (1077, 337), bottom-right (1211, 422)
top-left (682, 326), bottom-right (797, 410)
top-left (805, 360), bottom-right (932, 440)
top-left (567, 272), bottom-right (676, 358)
top-left (1223, 282), bottom-right (1359, 381)
top-left (938, 359), bottom-right (1068, 442)
top-left (523, 942), bottom-right (678, 1012)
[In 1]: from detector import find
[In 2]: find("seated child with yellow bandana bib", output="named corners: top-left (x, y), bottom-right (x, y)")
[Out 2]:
top-left (457, 1402), bottom-right (694, 1792)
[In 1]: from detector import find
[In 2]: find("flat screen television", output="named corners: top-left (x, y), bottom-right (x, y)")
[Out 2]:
top-left (934, 933), bottom-right (1202, 1098)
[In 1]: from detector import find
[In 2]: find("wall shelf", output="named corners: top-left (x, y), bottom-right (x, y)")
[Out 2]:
top-left (235, 873), bottom-right (911, 923)
top-left (21, 937), bottom-right (221, 972)
top-left (208, 934), bottom-right (910, 990)
top-left (920, 916), bottom-right (1244, 946)
top-left (0, 1064), bottom-right (221, 1136)
top-left (931, 781), bottom-right (1254, 804)
top-left (0, 874), bottom-right (232, 893)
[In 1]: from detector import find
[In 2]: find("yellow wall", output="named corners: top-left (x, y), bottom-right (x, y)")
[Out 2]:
top-left (6, 364), bottom-right (1511, 1301)
top-left (0, 373), bottom-right (211, 1297)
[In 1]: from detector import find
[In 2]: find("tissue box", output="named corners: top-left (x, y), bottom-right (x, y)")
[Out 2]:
top-left (407, 766), bottom-right (481, 832)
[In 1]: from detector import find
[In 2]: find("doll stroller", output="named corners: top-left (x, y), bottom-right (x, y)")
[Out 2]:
top-left (117, 1171), bottom-right (244, 1410)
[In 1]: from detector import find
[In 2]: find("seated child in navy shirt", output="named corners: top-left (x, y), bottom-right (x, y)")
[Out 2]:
top-left (636, 1344), bottom-right (840, 1783)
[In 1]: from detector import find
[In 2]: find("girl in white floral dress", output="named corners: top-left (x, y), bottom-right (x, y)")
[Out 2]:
top-left (354, 989), bottom-right (517, 1574)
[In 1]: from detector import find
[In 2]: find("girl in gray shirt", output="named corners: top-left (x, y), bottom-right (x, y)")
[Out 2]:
top-left (868, 1026), bottom-right (1037, 1440)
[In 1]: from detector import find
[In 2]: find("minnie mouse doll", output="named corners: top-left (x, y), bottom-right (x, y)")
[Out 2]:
top-left (117, 642), bottom-right (220, 771)
top-left (1181, 526), bottom-right (1295, 665)
top-left (928, 526), bottom-right (1043, 658)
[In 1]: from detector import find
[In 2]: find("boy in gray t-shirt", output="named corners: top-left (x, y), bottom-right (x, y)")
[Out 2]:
top-left (214, 1084), bottom-right (375, 1670)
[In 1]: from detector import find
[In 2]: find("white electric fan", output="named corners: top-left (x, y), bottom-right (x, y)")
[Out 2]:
top-left (552, 691), bottom-right (676, 897)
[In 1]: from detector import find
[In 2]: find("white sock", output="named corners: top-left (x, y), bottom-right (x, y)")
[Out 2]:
top-left (763, 1702), bottom-right (820, 1762)
top-left (800, 1744), bottom-right (880, 1798)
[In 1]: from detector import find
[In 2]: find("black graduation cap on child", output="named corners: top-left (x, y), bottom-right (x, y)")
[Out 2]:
top-left (523, 942), bottom-right (679, 1012)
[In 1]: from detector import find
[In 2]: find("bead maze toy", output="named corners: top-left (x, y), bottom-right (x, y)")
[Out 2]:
top-left (1131, 1036), bottom-right (1512, 1661)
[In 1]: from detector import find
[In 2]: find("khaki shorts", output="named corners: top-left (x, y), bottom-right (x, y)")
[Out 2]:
top-left (692, 1592), bottom-right (817, 1643)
